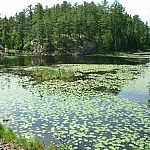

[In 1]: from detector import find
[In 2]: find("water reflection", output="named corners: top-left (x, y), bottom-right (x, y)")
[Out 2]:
top-left (118, 62), bottom-right (150, 107)
top-left (0, 55), bottom-right (149, 67)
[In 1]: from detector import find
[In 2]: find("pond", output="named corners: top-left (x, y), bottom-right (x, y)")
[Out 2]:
top-left (0, 55), bottom-right (150, 150)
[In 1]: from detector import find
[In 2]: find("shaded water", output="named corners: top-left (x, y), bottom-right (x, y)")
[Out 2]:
top-left (0, 55), bottom-right (149, 67)
top-left (0, 55), bottom-right (150, 149)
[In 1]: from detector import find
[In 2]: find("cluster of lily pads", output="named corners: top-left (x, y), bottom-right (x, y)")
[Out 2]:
top-left (0, 64), bottom-right (150, 149)
top-left (26, 64), bottom-right (147, 97)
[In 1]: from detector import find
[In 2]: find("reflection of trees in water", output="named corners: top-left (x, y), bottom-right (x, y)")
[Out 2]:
top-left (147, 99), bottom-right (150, 108)
top-left (148, 82), bottom-right (150, 95)
top-left (0, 56), bottom-right (48, 66)
top-left (1, 55), bottom-right (147, 67)
top-left (147, 82), bottom-right (150, 108)
top-left (31, 57), bottom-right (44, 66)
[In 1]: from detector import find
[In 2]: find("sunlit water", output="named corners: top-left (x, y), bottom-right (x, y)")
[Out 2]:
top-left (118, 62), bottom-right (150, 105)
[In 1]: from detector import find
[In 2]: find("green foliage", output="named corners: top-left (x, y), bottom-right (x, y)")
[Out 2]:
top-left (27, 138), bottom-right (44, 150)
top-left (24, 41), bottom-right (33, 51)
top-left (0, 123), bottom-right (5, 138)
top-left (3, 128), bottom-right (17, 141)
top-left (14, 137), bottom-right (45, 150)
top-left (102, 30), bottom-right (113, 52)
top-left (0, 1), bottom-right (150, 53)
top-left (0, 123), bottom-right (16, 141)
top-left (32, 67), bottom-right (75, 81)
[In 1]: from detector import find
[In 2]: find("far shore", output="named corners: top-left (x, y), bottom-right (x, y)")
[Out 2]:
top-left (0, 49), bottom-right (150, 59)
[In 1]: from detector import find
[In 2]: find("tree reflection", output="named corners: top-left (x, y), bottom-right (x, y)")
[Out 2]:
top-left (148, 82), bottom-right (150, 95)
top-left (147, 82), bottom-right (150, 108)
top-left (147, 99), bottom-right (150, 108)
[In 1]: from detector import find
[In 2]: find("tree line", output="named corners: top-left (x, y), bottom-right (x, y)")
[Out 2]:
top-left (0, 0), bottom-right (150, 54)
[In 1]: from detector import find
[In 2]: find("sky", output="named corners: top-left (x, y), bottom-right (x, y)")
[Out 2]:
top-left (0, 0), bottom-right (149, 25)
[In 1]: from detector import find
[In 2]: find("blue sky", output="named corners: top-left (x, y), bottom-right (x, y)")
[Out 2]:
top-left (0, 0), bottom-right (149, 25)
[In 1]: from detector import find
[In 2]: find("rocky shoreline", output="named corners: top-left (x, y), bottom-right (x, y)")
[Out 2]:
top-left (0, 139), bottom-right (25, 150)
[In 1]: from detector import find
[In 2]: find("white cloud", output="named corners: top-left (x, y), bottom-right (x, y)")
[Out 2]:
top-left (120, 0), bottom-right (150, 23)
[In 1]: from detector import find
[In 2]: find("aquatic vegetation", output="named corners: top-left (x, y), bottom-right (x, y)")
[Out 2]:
top-left (0, 64), bottom-right (150, 149)
top-left (31, 67), bottom-right (75, 81)
top-left (45, 143), bottom-right (70, 150)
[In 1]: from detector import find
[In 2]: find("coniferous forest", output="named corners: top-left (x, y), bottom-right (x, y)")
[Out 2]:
top-left (0, 0), bottom-right (150, 55)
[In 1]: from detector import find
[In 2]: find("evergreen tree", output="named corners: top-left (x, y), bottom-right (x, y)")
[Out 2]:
top-left (1, 16), bottom-right (10, 49)
top-left (0, 1), bottom-right (149, 54)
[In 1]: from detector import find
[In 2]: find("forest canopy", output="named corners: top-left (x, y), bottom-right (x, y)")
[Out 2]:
top-left (0, 0), bottom-right (150, 54)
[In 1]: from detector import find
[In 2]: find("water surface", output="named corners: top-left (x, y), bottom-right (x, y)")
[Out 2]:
top-left (0, 55), bottom-right (150, 150)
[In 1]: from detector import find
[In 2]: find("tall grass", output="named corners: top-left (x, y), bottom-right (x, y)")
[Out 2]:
top-left (0, 123), bottom-right (16, 141)
top-left (32, 67), bottom-right (75, 81)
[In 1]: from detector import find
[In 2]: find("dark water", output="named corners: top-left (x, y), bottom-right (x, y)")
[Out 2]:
top-left (0, 55), bottom-right (149, 67)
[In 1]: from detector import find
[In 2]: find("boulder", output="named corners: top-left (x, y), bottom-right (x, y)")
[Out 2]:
top-left (31, 39), bottom-right (42, 53)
